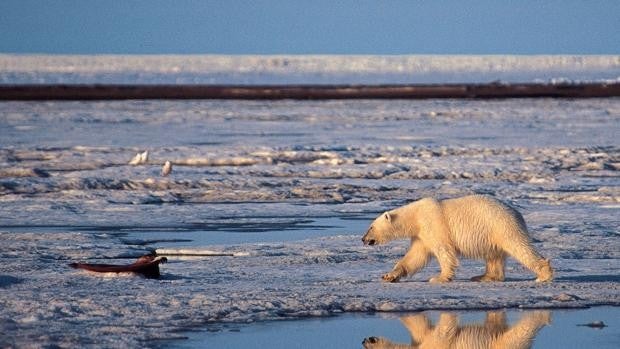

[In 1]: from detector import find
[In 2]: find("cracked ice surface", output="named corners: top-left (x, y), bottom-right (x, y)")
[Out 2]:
top-left (0, 96), bottom-right (619, 347)
top-left (0, 219), bottom-right (618, 347)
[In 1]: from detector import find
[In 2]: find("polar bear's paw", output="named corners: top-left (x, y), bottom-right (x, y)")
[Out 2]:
top-left (535, 259), bottom-right (554, 282)
top-left (471, 274), bottom-right (504, 282)
top-left (429, 275), bottom-right (452, 283)
top-left (381, 272), bottom-right (401, 283)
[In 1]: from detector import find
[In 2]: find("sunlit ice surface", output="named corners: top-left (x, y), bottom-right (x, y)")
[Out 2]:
top-left (0, 56), bottom-right (619, 347)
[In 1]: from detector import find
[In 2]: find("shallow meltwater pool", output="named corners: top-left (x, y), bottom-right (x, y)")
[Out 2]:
top-left (121, 215), bottom-right (374, 247)
top-left (165, 307), bottom-right (620, 349)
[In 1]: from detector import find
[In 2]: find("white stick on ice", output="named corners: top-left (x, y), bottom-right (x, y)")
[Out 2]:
top-left (155, 248), bottom-right (249, 257)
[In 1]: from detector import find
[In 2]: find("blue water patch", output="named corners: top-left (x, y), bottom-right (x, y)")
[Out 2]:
top-left (167, 307), bottom-right (620, 349)
top-left (122, 216), bottom-right (373, 247)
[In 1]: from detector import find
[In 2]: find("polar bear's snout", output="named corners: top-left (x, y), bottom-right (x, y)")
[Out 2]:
top-left (362, 230), bottom-right (377, 246)
top-left (362, 237), bottom-right (376, 246)
top-left (362, 336), bottom-right (380, 346)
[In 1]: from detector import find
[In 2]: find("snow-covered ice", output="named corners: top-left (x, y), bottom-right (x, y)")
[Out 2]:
top-left (0, 58), bottom-right (619, 347)
top-left (0, 54), bottom-right (619, 84)
top-left (0, 220), bottom-right (618, 347)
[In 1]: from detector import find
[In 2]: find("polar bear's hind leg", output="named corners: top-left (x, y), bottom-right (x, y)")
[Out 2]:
top-left (471, 254), bottom-right (506, 282)
top-left (501, 235), bottom-right (553, 282)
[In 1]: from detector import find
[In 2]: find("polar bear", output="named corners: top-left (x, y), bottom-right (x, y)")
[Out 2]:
top-left (362, 310), bottom-right (551, 349)
top-left (361, 195), bottom-right (553, 283)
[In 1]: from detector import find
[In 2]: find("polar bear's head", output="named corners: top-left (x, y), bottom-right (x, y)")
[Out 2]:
top-left (362, 211), bottom-right (396, 246)
top-left (362, 336), bottom-right (391, 348)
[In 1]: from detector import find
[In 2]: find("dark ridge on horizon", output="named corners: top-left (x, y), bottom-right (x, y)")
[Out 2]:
top-left (1, 82), bottom-right (619, 100)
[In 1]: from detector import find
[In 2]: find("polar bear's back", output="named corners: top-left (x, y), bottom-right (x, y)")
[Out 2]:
top-left (439, 195), bottom-right (528, 259)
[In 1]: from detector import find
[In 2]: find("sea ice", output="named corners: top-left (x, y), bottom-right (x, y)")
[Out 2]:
top-left (0, 92), bottom-right (618, 347)
top-left (0, 222), bottom-right (618, 347)
top-left (1, 55), bottom-right (619, 84)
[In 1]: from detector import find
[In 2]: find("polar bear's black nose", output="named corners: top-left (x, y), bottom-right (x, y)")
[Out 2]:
top-left (362, 238), bottom-right (376, 246)
top-left (363, 337), bottom-right (379, 344)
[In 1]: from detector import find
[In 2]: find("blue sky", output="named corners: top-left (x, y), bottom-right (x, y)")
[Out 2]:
top-left (1, 0), bottom-right (618, 54)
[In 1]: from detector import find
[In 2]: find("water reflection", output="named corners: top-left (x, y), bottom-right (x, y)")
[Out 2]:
top-left (363, 310), bottom-right (551, 349)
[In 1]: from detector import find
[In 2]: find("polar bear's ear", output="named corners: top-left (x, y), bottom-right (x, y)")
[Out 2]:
top-left (383, 212), bottom-right (392, 223)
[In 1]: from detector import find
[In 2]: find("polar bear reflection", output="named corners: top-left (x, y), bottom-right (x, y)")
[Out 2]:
top-left (363, 310), bottom-right (551, 349)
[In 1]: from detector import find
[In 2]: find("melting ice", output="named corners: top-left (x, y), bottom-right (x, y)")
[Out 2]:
top-left (1, 56), bottom-right (619, 347)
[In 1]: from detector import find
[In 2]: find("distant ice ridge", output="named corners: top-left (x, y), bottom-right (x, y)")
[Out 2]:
top-left (0, 55), bottom-right (618, 84)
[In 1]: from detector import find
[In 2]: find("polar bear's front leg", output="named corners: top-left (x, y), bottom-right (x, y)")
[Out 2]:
top-left (382, 239), bottom-right (429, 282)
